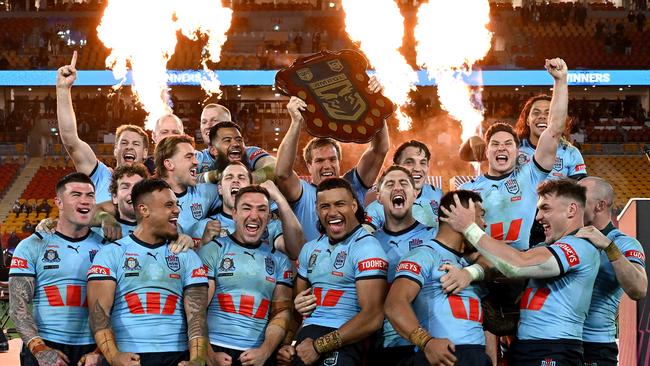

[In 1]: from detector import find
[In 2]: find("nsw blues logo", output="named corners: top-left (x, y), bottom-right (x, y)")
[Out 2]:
top-left (429, 200), bottom-right (439, 216)
top-left (553, 157), bottom-right (563, 171)
top-left (265, 256), bottom-right (275, 275)
top-left (166, 254), bottom-right (181, 272)
top-left (191, 202), bottom-right (203, 220)
top-left (505, 178), bottom-right (520, 195)
top-left (409, 238), bottom-right (423, 250)
top-left (333, 251), bottom-right (347, 269)
top-left (88, 249), bottom-right (98, 262)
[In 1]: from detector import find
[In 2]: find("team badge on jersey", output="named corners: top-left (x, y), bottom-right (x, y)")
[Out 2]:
top-left (123, 257), bottom-right (141, 271)
top-left (166, 254), bottom-right (181, 272)
top-left (89, 249), bottom-right (98, 262)
top-left (553, 157), bottom-right (563, 171)
top-left (429, 200), bottom-right (439, 214)
top-left (265, 256), bottom-right (275, 275)
top-left (505, 178), bottom-right (520, 195)
top-left (517, 153), bottom-right (529, 166)
top-left (541, 359), bottom-right (556, 366)
top-left (409, 238), bottom-right (423, 250)
top-left (43, 249), bottom-right (61, 263)
top-left (334, 251), bottom-right (347, 269)
top-left (191, 202), bottom-right (203, 220)
top-left (219, 257), bottom-right (235, 272)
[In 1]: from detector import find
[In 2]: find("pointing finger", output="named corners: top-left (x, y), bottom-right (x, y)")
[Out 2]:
top-left (71, 50), bottom-right (77, 69)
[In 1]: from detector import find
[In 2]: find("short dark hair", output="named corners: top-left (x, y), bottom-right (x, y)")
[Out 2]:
top-left (56, 172), bottom-right (95, 195)
top-left (377, 165), bottom-right (415, 190)
top-left (209, 121), bottom-right (242, 145)
top-left (154, 135), bottom-right (195, 178)
top-left (233, 185), bottom-right (270, 209)
top-left (316, 178), bottom-right (365, 226)
top-left (109, 163), bottom-right (149, 197)
top-left (303, 137), bottom-right (342, 164)
top-left (221, 162), bottom-right (253, 185)
top-left (537, 179), bottom-right (586, 208)
top-left (393, 140), bottom-right (431, 164)
top-left (438, 190), bottom-right (483, 220)
top-left (484, 122), bottom-right (520, 147)
top-left (131, 178), bottom-right (172, 213)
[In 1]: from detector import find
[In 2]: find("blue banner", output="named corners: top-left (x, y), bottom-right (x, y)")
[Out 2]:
top-left (0, 69), bottom-right (648, 87)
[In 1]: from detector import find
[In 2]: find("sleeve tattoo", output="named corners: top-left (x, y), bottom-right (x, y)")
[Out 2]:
top-left (184, 286), bottom-right (209, 340)
top-left (8, 276), bottom-right (39, 345)
top-left (89, 299), bottom-right (112, 334)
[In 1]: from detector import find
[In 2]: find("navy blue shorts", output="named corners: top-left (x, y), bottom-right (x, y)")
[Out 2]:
top-left (21, 340), bottom-right (96, 366)
top-left (292, 324), bottom-right (363, 366)
top-left (210, 344), bottom-right (276, 366)
top-left (509, 339), bottom-right (583, 366)
top-left (100, 350), bottom-right (188, 366)
top-left (583, 342), bottom-right (617, 366)
top-left (367, 345), bottom-right (415, 366)
top-left (413, 344), bottom-right (491, 366)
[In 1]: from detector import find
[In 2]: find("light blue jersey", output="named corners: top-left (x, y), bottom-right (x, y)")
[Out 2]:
top-left (291, 169), bottom-right (370, 242)
top-left (198, 234), bottom-right (293, 350)
top-left (10, 231), bottom-right (105, 345)
top-left (374, 222), bottom-right (436, 347)
top-left (195, 146), bottom-right (270, 174)
top-left (366, 184), bottom-right (443, 230)
top-left (88, 161), bottom-right (113, 203)
top-left (297, 225), bottom-right (388, 329)
top-left (460, 158), bottom-right (549, 250)
top-left (87, 234), bottom-right (208, 353)
top-left (518, 234), bottom-right (599, 340)
top-left (176, 183), bottom-right (222, 241)
top-left (194, 211), bottom-right (283, 250)
top-left (518, 139), bottom-right (587, 180)
top-left (583, 223), bottom-right (646, 343)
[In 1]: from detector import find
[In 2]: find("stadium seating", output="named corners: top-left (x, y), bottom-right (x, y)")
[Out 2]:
top-left (0, 164), bottom-right (20, 199)
top-left (583, 155), bottom-right (650, 209)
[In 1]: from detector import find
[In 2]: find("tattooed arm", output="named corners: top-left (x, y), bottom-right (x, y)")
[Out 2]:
top-left (9, 276), bottom-right (70, 365)
top-left (87, 279), bottom-right (140, 366)
top-left (182, 285), bottom-right (209, 366)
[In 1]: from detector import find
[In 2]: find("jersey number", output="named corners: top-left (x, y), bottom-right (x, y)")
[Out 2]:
top-left (490, 218), bottom-right (523, 241)
top-left (217, 293), bottom-right (270, 319)
top-left (447, 295), bottom-right (482, 323)
top-left (313, 288), bottom-right (344, 307)
top-left (125, 292), bottom-right (179, 315)
top-left (44, 285), bottom-right (87, 307)
top-left (519, 288), bottom-right (550, 311)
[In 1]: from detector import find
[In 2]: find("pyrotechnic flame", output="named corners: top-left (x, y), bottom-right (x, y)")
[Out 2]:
top-left (415, 0), bottom-right (492, 142)
top-left (342, 0), bottom-right (417, 131)
top-left (98, 0), bottom-right (232, 130)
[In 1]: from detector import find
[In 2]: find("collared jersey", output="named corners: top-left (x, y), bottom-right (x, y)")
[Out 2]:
top-left (460, 158), bottom-right (549, 250)
top-left (395, 240), bottom-right (485, 346)
top-left (518, 234), bottom-right (599, 340)
top-left (291, 168), bottom-right (370, 242)
top-left (195, 146), bottom-right (270, 174)
top-left (10, 231), bottom-right (105, 345)
top-left (198, 234), bottom-right (293, 350)
top-left (297, 225), bottom-right (388, 329)
top-left (518, 138), bottom-right (587, 179)
top-left (366, 184), bottom-right (443, 231)
top-left (374, 222), bottom-right (436, 347)
top-left (583, 223), bottom-right (646, 343)
top-left (87, 234), bottom-right (208, 353)
top-left (176, 183), bottom-right (222, 241)
top-left (89, 161), bottom-right (113, 203)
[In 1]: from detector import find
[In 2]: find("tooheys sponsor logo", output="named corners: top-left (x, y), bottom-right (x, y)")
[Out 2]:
top-left (574, 164), bottom-right (586, 172)
top-left (283, 270), bottom-right (293, 279)
top-left (191, 265), bottom-right (208, 278)
top-left (358, 258), bottom-right (388, 272)
top-left (10, 257), bottom-right (28, 269)
top-left (192, 238), bottom-right (202, 246)
top-left (87, 265), bottom-right (110, 276)
top-left (396, 261), bottom-right (421, 275)
top-left (625, 250), bottom-right (645, 262)
top-left (249, 148), bottom-right (265, 161)
top-left (555, 242), bottom-right (580, 267)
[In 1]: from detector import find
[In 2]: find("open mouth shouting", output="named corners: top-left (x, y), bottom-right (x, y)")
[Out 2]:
top-left (244, 221), bottom-right (261, 236)
top-left (326, 216), bottom-right (345, 235)
top-left (391, 193), bottom-right (406, 209)
top-left (76, 207), bottom-right (91, 216)
top-left (320, 171), bottom-right (335, 179)
top-left (169, 217), bottom-right (178, 230)
top-left (495, 154), bottom-right (509, 164)
top-left (122, 151), bottom-right (136, 164)
top-left (228, 148), bottom-right (242, 162)
top-left (230, 186), bottom-right (240, 196)
top-left (189, 167), bottom-right (198, 180)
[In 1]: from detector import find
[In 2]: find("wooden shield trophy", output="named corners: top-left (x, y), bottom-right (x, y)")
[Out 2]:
top-left (275, 49), bottom-right (394, 143)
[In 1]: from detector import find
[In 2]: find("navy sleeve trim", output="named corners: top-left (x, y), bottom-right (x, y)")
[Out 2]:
top-left (183, 283), bottom-right (209, 291)
top-left (394, 275), bottom-right (423, 288)
top-left (354, 168), bottom-right (371, 190)
top-left (568, 173), bottom-right (587, 180)
top-left (87, 276), bottom-right (117, 282)
top-left (532, 156), bottom-right (551, 174)
top-left (34, 232), bottom-right (43, 240)
top-left (355, 275), bottom-right (387, 282)
top-left (8, 273), bottom-right (36, 277)
top-left (296, 273), bottom-right (309, 282)
top-left (547, 246), bottom-right (565, 276)
top-left (630, 258), bottom-right (646, 267)
top-left (89, 161), bottom-right (100, 178)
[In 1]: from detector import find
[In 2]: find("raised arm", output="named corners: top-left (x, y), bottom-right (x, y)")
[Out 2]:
top-left (356, 122), bottom-right (389, 188)
top-left (182, 286), bottom-right (209, 366)
top-left (261, 180), bottom-right (305, 260)
top-left (251, 155), bottom-right (277, 184)
top-left (458, 136), bottom-right (487, 162)
top-left (275, 97), bottom-right (306, 202)
top-left (9, 276), bottom-right (70, 365)
top-left (534, 58), bottom-right (568, 171)
top-left (56, 51), bottom-right (98, 175)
